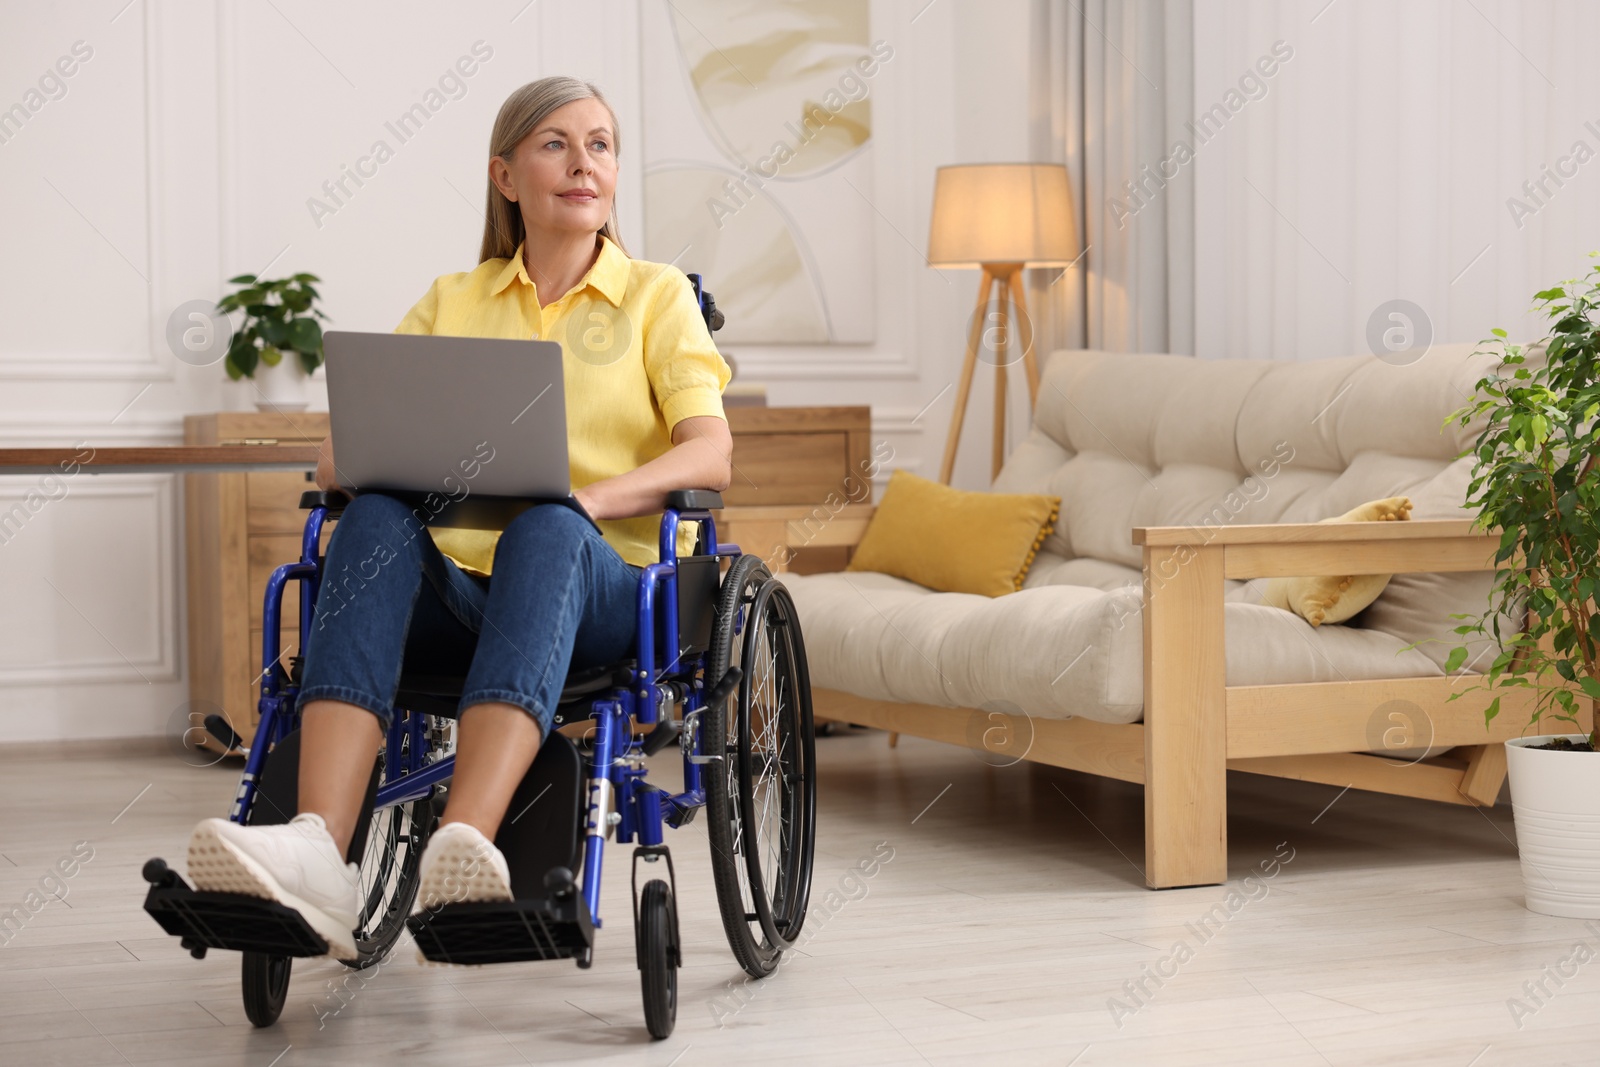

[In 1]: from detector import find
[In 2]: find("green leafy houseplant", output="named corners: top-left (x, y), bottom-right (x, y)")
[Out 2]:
top-left (1446, 255), bottom-right (1600, 752)
top-left (215, 272), bottom-right (329, 380)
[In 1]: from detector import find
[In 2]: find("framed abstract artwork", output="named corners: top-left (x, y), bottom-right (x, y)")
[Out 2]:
top-left (640, 0), bottom-right (887, 344)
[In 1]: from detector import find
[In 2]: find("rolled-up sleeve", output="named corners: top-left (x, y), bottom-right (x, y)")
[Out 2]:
top-left (643, 266), bottom-right (732, 432)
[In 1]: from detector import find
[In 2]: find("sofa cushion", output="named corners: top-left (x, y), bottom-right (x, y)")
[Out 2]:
top-left (781, 570), bottom-right (1444, 725)
top-left (1261, 495), bottom-right (1414, 626)
top-left (1352, 456), bottom-right (1505, 673)
top-left (845, 469), bottom-right (1059, 595)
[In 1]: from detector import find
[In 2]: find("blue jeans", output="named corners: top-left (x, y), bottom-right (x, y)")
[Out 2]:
top-left (298, 493), bottom-right (642, 740)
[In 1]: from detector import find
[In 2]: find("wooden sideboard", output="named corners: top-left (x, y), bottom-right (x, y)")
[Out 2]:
top-left (720, 405), bottom-right (871, 574)
top-left (184, 405), bottom-right (872, 733)
top-left (185, 412), bottom-right (331, 737)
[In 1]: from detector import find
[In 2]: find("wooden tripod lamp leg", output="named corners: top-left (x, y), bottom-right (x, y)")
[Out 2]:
top-left (992, 288), bottom-right (1010, 483)
top-left (938, 266), bottom-right (998, 485)
top-left (1006, 268), bottom-right (1040, 408)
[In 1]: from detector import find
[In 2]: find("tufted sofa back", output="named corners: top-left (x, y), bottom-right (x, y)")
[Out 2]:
top-left (993, 343), bottom-right (1499, 568)
top-left (991, 343), bottom-right (1507, 670)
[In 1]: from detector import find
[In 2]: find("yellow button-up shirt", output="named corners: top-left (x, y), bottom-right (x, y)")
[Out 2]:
top-left (393, 234), bottom-right (731, 572)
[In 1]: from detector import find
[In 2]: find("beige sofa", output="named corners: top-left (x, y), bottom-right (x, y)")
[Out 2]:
top-left (726, 344), bottom-right (1594, 889)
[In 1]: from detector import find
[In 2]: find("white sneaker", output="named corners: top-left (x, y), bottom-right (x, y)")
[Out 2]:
top-left (187, 812), bottom-right (361, 961)
top-left (411, 821), bottom-right (513, 918)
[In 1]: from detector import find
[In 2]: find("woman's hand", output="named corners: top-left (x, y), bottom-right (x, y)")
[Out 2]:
top-left (573, 482), bottom-right (604, 521)
top-left (314, 434), bottom-right (341, 492)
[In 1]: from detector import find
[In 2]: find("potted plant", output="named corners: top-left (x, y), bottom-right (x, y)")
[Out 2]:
top-left (216, 271), bottom-right (328, 412)
top-left (1447, 254), bottom-right (1600, 918)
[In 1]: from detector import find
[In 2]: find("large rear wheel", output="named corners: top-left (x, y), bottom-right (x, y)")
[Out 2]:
top-left (347, 712), bottom-right (436, 967)
top-left (705, 556), bottom-right (817, 978)
top-left (347, 787), bottom-right (432, 966)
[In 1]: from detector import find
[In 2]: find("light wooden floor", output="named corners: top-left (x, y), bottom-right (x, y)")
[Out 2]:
top-left (2, 729), bottom-right (1598, 1066)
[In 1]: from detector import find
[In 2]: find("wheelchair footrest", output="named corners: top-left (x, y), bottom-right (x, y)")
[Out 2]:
top-left (408, 893), bottom-right (594, 966)
top-left (140, 858), bottom-right (329, 959)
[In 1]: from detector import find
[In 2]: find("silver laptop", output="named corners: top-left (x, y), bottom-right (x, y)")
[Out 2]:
top-left (323, 330), bottom-right (591, 529)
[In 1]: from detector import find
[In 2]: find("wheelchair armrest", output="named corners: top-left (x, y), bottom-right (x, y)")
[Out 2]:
top-left (299, 489), bottom-right (352, 513)
top-left (665, 489), bottom-right (723, 511)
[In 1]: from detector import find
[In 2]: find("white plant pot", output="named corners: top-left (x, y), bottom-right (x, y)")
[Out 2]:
top-left (251, 353), bottom-right (310, 413)
top-left (1505, 734), bottom-right (1600, 918)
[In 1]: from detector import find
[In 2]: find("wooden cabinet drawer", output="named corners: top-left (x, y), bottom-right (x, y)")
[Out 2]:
top-left (724, 432), bottom-right (848, 506)
top-left (248, 470), bottom-right (318, 535)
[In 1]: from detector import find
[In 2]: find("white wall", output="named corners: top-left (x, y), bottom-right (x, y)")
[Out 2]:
top-left (0, 0), bottom-right (1034, 742)
top-left (15, 0), bottom-right (1593, 743)
top-left (1191, 0), bottom-right (1600, 360)
top-left (749, 0), bottom-right (1036, 489)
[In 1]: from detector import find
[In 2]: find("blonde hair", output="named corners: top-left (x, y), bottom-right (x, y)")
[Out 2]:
top-left (479, 76), bottom-right (628, 264)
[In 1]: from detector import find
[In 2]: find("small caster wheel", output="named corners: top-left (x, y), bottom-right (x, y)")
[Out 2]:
top-left (638, 879), bottom-right (677, 1039)
top-left (242, 951), bottom-right (291, 1027)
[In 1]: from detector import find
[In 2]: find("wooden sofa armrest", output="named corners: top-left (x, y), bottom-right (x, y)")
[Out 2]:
top-left (717, 503), bottom-right (877, 571)
top-left (1129, 517), bottom-right (1517, 887)
top-left (1131, 519), bottom-right (1500, 578)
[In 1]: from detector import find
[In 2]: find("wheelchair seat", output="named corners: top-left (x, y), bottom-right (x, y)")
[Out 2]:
top-left (394, 661), bottom-right (636, 727)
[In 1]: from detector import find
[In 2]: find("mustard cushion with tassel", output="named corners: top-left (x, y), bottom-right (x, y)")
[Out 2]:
top-left (1262, 496), bottom-right (1413, 626)
top-left (845, 469), bottom-right (1060, 597)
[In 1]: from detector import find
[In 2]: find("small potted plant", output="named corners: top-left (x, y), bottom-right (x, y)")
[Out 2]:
top-left (216, 271), bottom-right (328, 412)
top-left (1447, 254), bottom-right (1600, 919)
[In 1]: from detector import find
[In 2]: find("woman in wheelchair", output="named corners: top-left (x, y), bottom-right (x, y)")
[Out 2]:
top-left (183, 77), bottom-right (734, 963)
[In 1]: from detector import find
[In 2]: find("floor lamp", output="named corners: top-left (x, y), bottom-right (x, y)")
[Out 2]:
top-left (927, 164), bottom-right (1078, 484)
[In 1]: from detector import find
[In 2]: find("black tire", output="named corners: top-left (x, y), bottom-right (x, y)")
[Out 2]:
top-left (241, 951), bottom-right (290, 1027)
top-left (736, 578), bottom-right (817, 949)
top-left (705, 556), bottom-right (817, 978)
top-left (639, 879), bottom-right (677, 1040)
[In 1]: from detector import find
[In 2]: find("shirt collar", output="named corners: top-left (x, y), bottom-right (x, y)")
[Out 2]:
top-left (491, 233), bottom-right (628, 307)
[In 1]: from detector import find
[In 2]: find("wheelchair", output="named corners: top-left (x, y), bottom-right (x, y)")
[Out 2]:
top-left (140, 275), bottom-right (818, 1041)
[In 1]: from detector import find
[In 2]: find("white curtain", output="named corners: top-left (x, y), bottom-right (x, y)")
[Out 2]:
top-left (1026, 0), bottom-right (1195, 358)
top-left (1188, 0), bottom-right (1600, 361)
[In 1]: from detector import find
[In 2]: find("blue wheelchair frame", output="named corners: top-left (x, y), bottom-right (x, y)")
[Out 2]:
top-left (231, 496), bottom-right (740, 932)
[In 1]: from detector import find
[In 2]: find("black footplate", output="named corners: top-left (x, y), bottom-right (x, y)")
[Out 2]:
top-left (407, 887), bottom-right (594, 966)
top-left (409, 729), bottom-right (595, 966)
top-left (140, 857), bottom-right (329, 959)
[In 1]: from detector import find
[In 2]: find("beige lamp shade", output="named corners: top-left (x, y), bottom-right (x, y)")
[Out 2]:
top-left (926, 163), bottom-right (1078, 268)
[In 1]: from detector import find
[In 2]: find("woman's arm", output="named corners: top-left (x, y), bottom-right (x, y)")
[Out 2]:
top-left (575, 414), bottom-right (733, 521)
top-left (314, 434), bottom-right (341, 492)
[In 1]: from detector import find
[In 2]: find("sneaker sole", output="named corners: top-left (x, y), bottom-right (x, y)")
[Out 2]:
top-left (187, 821), bottom-right (359, 962)
top-left (411, 828), bottom-right (513, 919)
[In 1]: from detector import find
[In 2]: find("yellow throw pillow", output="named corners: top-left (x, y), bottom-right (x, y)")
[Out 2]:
top-left (1262, 496), bottom-right (1413, 626)
top-left (846, 470), bottom-right (1060, 597)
